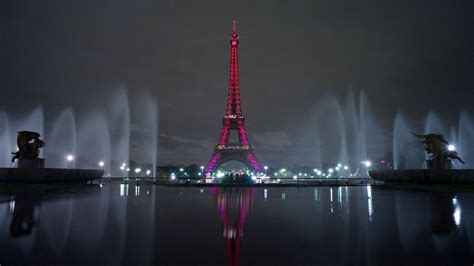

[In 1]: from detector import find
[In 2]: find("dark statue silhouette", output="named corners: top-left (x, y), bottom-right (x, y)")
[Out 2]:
top-left (412, 132), bottom-right (465, 169)
top-left (11, 131), bottom-right (45, 163)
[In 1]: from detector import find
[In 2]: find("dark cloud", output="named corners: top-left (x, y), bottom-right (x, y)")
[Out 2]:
top-left (1, 0), bottom-right (473, 166)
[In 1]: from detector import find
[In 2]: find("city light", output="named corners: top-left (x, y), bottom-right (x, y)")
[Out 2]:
top-left (200, 166), bottom-right (205, 170)
top-left (344, 165), bottom-right (349, 170)
top-left (98, 161), bottom-right (105, 167)
top-left (364, 161), bottom-right (372, 167)
top-left (293, 175), bottom-right (297, 180)
top-left (179, 168), bottom-right (184, 172)
top-left (171, 173), bottom-right (176, 180)
top-left (135, 168), bottom-right (141, 174)
top-left (448, 145), bottom-right (456, 151)
top-left (328, 168), bottom-right (334, 173)
top-left (66, 154), bottom-right (74, 162)
top-left (146, 170), bottom-right (151, 176)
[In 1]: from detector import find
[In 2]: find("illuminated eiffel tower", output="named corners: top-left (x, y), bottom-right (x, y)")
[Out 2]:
top-left (204, 21), bottom-right (260, 175)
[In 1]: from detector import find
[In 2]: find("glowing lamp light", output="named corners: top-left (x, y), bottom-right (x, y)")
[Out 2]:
top-left (146, 170), bottom-right (151, 176)
top-left (66, 154), bottom-right (74, 162)
top-left (98, 161), bottom-right (105, 167)
top-left (344, 165), bottom-right (349, 170)
top-left (171, 173), bottom-right (176, 180)
top-left (179, 168), bottom-right (184, 172)
top-left (328, 168), bottom-right (334, 173)
top-left (135, 168), bottom-right (141, 174)
top-left (120, 165), bottom-right (125, 171)
top-left (448, 145), bottom-right (456, 151)
top-left (364, 161), bottom-right (372, 167)
top-left (200, 166), bottom-right (205, 170)
top-left (264, 166), bottom-right (268, 170)
top-left (293, 175), bottom-right (297, 180)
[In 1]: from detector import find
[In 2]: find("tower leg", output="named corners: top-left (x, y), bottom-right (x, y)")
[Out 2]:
top-left (205, 151), bottom-right (221, 175)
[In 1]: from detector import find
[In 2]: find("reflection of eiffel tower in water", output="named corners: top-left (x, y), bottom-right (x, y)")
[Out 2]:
top-left (211, 188), bottom-right (254, 266)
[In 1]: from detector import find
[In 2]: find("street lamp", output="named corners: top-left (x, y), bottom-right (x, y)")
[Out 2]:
top-left (98, 161), bottom-right (105, 167)
top-left (66, 154), bottom-right (74, 168)
top-left (200, 166), bottom-right (205, 177)
top-left (66, 154), bottom-right (74, 162)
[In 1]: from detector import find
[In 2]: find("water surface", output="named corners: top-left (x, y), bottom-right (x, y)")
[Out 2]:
top-left (0, 183), bottom-right (473, 265)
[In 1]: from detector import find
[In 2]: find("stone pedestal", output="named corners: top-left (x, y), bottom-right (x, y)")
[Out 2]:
top-left (426, 159), bottom-right (452, 170)
top-left (17, 159), bottom-right (45, 169)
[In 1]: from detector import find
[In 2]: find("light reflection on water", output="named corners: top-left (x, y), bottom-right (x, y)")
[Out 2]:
top-left (0, 184), bottom-right (473, 265)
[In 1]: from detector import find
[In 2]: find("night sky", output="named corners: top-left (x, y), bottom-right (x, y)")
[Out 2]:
top-left (1, 0), bottom-right (473, 166)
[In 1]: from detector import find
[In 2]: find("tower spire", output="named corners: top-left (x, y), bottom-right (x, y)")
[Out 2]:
top-left (232, 20), bottom-right (237, 35)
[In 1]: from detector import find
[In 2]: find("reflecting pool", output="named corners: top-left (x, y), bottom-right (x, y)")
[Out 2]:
top-left (1, 183), bottom-right (474, 265)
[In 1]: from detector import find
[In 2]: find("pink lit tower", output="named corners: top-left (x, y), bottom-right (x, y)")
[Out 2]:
top-left (204, 21), bottom-right (260, 175)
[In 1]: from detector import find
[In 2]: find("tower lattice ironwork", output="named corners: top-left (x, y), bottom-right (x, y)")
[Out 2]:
top-left (204, 21), bottom-right (260, 175)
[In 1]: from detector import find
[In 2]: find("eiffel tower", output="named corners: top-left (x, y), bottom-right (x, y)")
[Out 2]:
top-left (204, 21), bottom-right (260, 175)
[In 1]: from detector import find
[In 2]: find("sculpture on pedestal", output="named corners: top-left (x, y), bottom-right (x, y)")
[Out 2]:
top-left (412, 132), bottom-right (465, 169)
top-left (11, 131), bottom-right (45, 163)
